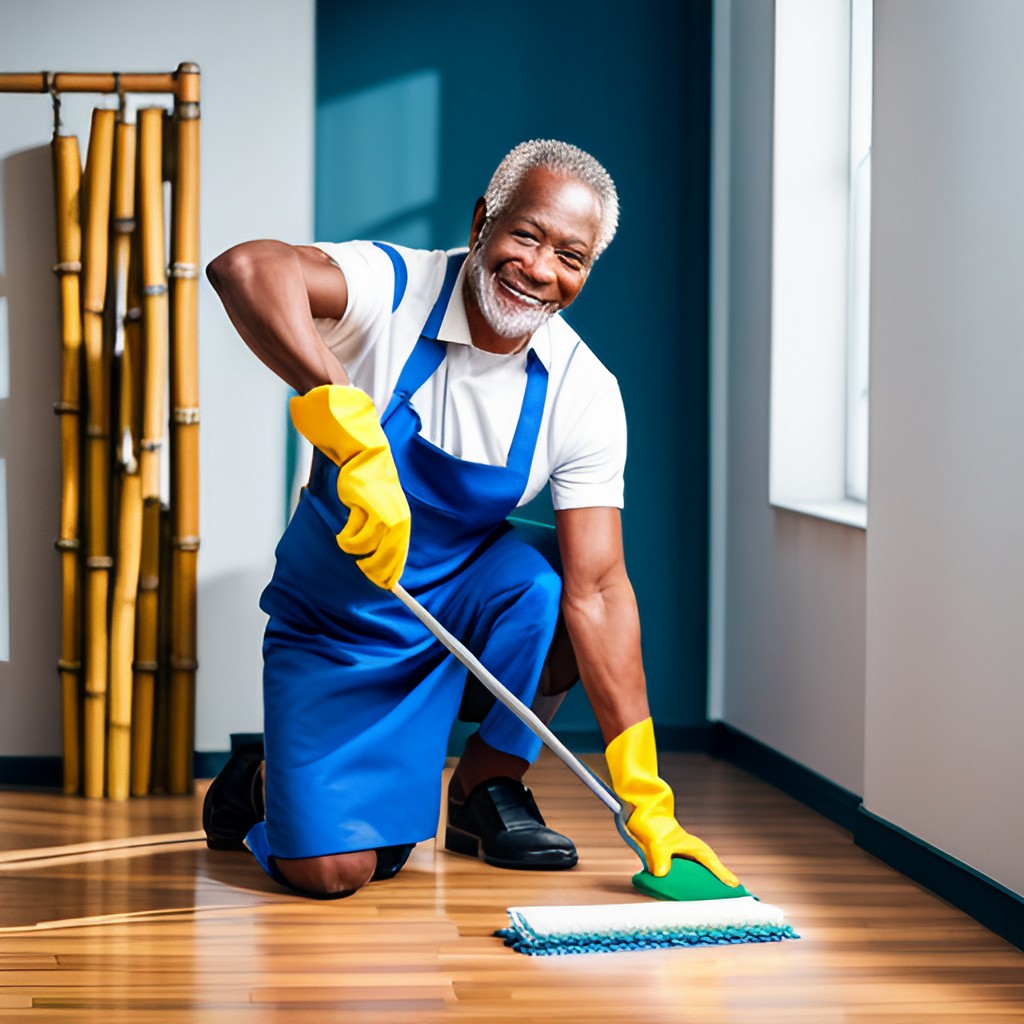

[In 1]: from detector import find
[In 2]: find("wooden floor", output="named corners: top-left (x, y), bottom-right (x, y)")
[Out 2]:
top-left (0, 752), bottom-right (1021, 1023)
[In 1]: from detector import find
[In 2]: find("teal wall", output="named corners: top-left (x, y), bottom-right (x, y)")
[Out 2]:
top-left (315, 0), bottom-right (712, 748)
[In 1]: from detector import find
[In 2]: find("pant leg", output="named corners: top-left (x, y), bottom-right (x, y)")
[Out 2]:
top-left (456, 519), bottom-right (580, 722)
top-left (436, 529), bottom-right (562, 763)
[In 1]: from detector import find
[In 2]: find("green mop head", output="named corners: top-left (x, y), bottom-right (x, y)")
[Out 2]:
top-left (497, 858), bottom-right (797, 955)
top-left (631, 856), bottom-right (752, 901)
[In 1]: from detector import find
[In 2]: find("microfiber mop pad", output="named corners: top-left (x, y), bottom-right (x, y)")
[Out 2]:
top-left (497, 897), bottom-right (798, 956)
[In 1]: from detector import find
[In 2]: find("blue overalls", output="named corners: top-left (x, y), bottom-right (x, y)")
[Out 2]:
top-left (244, 250), bottom-right (562, 879)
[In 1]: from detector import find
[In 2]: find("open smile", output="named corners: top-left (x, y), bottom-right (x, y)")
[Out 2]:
top-left (497, 277), bottom-right (546, 307)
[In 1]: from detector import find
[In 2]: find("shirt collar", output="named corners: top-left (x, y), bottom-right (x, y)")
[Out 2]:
top-left (433, 249), bottom-right (553, 370)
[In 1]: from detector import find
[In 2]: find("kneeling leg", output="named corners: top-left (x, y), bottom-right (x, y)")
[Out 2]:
top-left (274, 849), bottom-right (378, 899)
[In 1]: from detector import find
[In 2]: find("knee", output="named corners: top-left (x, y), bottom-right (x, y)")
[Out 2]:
top-left (520, 561), bottom-right (562, 625)
top-left (274, 849), bottom-right (377, 898)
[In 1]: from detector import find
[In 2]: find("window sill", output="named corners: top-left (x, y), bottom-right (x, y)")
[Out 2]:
top-left (770, 497), bottom-right (867, 530)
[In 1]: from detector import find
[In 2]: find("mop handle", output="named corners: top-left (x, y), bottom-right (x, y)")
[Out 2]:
top-left (392, 583), bottom-right (623, 816)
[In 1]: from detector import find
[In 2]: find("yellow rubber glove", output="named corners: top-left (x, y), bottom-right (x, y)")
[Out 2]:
top-left (605, 717), bottom-right (740, 885)
top-left (289, 385), bottom-right (411, 590)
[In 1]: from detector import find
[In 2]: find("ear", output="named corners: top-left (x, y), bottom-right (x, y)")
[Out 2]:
top-left (468, 197), bottom-right (487, 249)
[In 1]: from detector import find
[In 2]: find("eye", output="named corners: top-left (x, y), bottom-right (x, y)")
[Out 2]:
top-left (512, 230), bottom-right (538, 244)
top-left (557, 250), bottom-right (587, 270)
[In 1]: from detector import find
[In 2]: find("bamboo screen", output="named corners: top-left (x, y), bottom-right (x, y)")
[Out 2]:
top-left (0, 65), bottom-right (200, 798)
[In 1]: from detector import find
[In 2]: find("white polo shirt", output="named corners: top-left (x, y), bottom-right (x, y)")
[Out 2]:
top-left (312, 241), bottom-right (626, 510)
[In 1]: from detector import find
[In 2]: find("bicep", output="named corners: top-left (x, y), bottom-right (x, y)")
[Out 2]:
top-left (555, 506), bottom-right (627, 599)
top-left (294, 245), bottom-right (349, 320)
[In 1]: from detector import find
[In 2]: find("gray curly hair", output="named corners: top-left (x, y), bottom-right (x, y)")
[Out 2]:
top-left (481, 139), bottom-right (619, 259)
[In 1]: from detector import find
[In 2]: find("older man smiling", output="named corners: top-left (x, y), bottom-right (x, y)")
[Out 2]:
top-left (203, 140), bottom-right (737, 899)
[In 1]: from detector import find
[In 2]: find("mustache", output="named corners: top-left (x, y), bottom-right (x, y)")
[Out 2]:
top-left (468, 246), bottom-right (558, 310)
top-left (495, 272), bottom-right (558, 311)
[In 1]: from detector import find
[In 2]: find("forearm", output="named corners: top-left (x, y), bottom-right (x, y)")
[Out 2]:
top-left (207, 240), bottom-right (349, 393)
top-left (561, 573), bottom-right (650, 745)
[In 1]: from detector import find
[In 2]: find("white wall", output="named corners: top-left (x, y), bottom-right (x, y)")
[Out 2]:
top-left (865, 0), bottom-right (1024, 894)
top-left (0, 0), bottom-right (314, 757)
top-left (714, 0), bottom-right (1023, 898)
top-left (711, 0), bottom-right (867, 796)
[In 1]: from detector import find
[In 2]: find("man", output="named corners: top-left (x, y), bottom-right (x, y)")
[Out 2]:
top-left (205, 140), bottom-right (738, 898)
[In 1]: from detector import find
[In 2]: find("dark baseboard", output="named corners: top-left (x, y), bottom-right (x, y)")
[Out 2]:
top-left (709, 722), bottom-right (1022, 952)
top-left (1, 752), bottom-right (237, 787)
top-left (0, 756), bottom-right (62, 789)
top-left (197, 726), bottom-right (714, 774)
top-left (709, 722), bottom-right (862, 831)
top-left (855, 806), bottom-right (1024, 952)
top-left (195, 733), bottom-right (266, 779)
top-left (553, 723), bottom-right (714, 755)
top-left (193, 751), bottom-right (230, 781)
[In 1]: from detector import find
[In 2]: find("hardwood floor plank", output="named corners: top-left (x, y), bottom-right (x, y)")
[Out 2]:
top-left (0, 752), bottom-right (1020, 1023)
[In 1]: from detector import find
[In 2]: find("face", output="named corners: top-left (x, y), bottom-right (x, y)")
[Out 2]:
top-left (466, 166), bottom-right (603, 347)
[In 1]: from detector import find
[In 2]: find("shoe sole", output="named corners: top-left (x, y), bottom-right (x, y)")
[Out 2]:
top-left (444, 825), bottom-right (578, 871)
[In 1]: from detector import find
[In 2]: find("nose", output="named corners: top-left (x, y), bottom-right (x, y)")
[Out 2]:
top-left (519, 244), bottom-right (559, 286)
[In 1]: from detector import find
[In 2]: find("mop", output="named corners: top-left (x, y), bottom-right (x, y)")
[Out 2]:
top-left (393, 584), bottom-right (798, 955)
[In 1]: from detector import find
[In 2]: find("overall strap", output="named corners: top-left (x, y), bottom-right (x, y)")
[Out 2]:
top-left (505, 348), bottom-right (549, 471)
top-left (371, 241), bottom-right (408, 312)
top-left (421, 252), bottom-right (467, 339)
top-left (383, 337), bottom-right (446, 422)
top-left (382, 251), bottom-right (467, 422)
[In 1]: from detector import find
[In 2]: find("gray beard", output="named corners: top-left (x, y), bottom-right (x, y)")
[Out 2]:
top-left (468, 251), bottom-right (557, 341)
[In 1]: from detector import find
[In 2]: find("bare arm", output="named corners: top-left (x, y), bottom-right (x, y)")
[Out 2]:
top-left (555, 506), bottom-right (650, 744)
top-left (206, 240), bottom-right (351, 393)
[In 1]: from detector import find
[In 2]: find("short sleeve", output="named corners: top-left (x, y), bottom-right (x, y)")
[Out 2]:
top-left (549, 382), bottom-right (627, 510)
top-left (310, 240), bottom-right (396, 368)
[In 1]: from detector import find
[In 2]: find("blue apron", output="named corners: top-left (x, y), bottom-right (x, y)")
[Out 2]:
top-left (247, 250), bottom-right (562, 867)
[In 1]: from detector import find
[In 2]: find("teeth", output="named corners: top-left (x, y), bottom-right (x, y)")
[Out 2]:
top-left (500, 280), bottom-right (542, 305)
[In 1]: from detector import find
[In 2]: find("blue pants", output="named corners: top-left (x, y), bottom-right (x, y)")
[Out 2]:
top-left (258, 497), bottom-right (562, 859)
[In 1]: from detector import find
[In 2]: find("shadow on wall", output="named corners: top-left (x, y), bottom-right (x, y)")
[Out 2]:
top-left (0, 145), bottom-right (62, 748)
top-left (317, 70), bottom-right (442, 248)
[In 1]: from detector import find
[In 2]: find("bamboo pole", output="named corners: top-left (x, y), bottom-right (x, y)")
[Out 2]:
top-left (131, 501), bottom-right (160, 795)
top-left (167, 64), bottom-right (200, 795)
top-left (80, 107), bottom-right (116, 799)
top-left (106, 113), bottom-right (140, 802)
top-left (0, 71), bottom-right (183, 95)
top-left (125, 216), bottom-right (152, 797)
top-left (131, 106), bottom-right (169, 797)
top-left (51, 132), bottom-right (84, 795)
top-left (153, 504), bottom-right (173, 794)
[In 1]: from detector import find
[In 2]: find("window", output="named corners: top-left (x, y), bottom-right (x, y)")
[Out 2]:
top-left (769, 0), bottom-right (872, 526)
top-left (846, 0), bottom-right (872, 502)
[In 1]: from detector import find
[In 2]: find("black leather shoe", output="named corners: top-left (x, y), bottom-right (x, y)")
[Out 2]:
top-left (445, 777), bottom-right (577, 870)
top-left (202, 742), bottom-right (265, 851)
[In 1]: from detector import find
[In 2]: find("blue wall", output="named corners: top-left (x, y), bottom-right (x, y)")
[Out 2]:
top-left (316, 0), bottom-right (712, 748)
